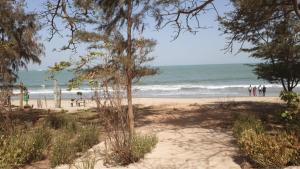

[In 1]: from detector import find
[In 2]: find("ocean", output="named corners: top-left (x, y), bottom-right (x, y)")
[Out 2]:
top-left (15, 64), bottom-right (298, 99)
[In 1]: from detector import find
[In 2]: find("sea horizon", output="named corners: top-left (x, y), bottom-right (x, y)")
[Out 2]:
top-left (15, 63), bottom-right (299, 99)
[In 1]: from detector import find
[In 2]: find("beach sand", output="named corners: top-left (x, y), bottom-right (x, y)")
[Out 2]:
top-left (12, 96), bottom-right (282, 112)
top-left (18, 97), bottom-right (285, 169)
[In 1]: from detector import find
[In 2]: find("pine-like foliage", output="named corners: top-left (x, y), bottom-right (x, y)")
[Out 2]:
top-left (220, 0), bottom-right (300, 91)
top-left (0, 0), bottom-right (42, 85)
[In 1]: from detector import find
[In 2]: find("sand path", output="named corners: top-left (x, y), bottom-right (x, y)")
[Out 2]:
top-left (55, 98), bottom-right (263, 169)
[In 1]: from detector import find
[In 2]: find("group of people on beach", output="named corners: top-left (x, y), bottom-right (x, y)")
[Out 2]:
top-left (248, 85), bottom-right (266, 96)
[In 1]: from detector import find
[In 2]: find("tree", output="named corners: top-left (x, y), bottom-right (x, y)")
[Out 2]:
top-left (48, 61), bottom-right (71, 108)
top-left (45, 0), bottom-right (157, 139)
top-left (220, 0), bottom-right (300, 92)
top-left (154, 0), bottom-right (300, 39)
top-left (0, 0), bottom-right (43, 106)
top-left (94, 0), bottom-right (157, 138)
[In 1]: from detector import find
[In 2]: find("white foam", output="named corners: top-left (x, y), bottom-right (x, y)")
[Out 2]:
top-left (12, 83), bottom-right (289, 95)
top-left (133, 84), bottom-right (283, 91)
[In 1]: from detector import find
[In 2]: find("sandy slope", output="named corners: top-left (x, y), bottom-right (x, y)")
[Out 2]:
top-left (15, 97), bottom-right (284, 169)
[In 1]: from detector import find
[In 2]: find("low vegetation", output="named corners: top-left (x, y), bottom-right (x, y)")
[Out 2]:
top-left (44, 113), bottom-right (78, 133)
top-left (73, 126), bottom-right (100, 153)
top-left (131, 133), bottom-right (158, 161)
top-left (233, 114), bottom-right (300, 168)
top-left (0, 110), bottom-right (101, 169)
top-left (233, 114), bottom-right (264, 138)
top-left (50, 133), bottom-right (76, 168)
top-left (0, 106), bottom-right (159, 168)
top-left (0, 128), bottom-right (51, 169)
top-left (280, 91), bottom-right (300, 120)
top-left (107, 133), bottom-right (158, 165)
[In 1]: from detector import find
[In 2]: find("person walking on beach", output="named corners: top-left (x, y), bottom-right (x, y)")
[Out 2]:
top-left (253, 86), bottom-right (257, 96)
top-left (258, 85), bottom-right (262, 96)
top-left (248, 85), bottom-right (252, 96)
top-left (262, 85), bottom-right (266, 96)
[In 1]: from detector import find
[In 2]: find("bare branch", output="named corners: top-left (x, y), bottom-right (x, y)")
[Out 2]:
top-left (155, 0), bottom-right (216, 39)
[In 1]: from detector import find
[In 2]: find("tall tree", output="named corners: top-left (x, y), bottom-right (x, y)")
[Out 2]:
top-left (45, 0), bottom-right (156, 138)
top-left (220, 0), bottom-right (300, 91)
top-left (0, 0), bottom-right (42, 105)
top-left (90, 0), bottom-right (158, 138)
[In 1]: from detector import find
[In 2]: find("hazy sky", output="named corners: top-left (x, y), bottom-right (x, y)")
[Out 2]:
top-left (27, 0), bottom-right (257, 70)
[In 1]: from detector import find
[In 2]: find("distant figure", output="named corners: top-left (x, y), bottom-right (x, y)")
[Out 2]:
top-left (253, 86), bottom-right (257, 96)
top-left (262, 85), bottom-right (266, 96)
top-left (258, 85), bottom-right (262, 96)
top-left (248, 85), bottom-right (252, 96)
top-left (23, 90), bottom-right (29, 106)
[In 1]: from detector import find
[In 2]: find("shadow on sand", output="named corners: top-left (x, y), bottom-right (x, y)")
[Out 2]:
top-left (134, 101), bottom-right (284, 132)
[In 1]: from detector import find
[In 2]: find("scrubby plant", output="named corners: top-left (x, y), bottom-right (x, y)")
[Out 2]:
top-left (108, 133), bottom-right (158, 165)
top-left (50, 125), bottom-right (101, 168)
top-left (238, 130), bottom-right (299, 168)
top-left (73, 151), bottom-right (98, 169)
top-left (280, 91), bottom-right (300, 120)
top-left (233, 114), bottom-right (264, 138)
top-left (0, 128), bottom-right (51, 169)
top-left (50, 134), bottom-right (76, 167)
top-left (280, 91), bottom-right (300, 108)
top-left (44, 113), bottom-right (77, 133)
top-left (233, 114), bottom-right (300, 168)
top-left (131, 133), bottom-right (158, 161)
top-left (73, 125), bottom-right (100, 153)
top-left (28, 128), bottom-right (52, 160)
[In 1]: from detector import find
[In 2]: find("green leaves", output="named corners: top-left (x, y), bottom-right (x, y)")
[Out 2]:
top-left (47, 61), bottom-right (71, 80)
top-left (280, 91), bottom-right (300, 120)
top-left (220, 0), bottom-right (300, 91)
top-left (0, 0), bottom-right (42, 84)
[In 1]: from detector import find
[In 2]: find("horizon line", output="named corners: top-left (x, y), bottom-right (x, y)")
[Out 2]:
top-left (26, 62), bottom-right (259, 71)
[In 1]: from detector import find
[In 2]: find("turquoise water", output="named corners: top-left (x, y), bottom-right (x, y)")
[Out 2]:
top-left (15, 64), bottom-right (293, 98)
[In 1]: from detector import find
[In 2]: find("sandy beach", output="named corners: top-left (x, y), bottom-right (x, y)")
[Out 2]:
top-left (3, 1), bottom-right (300, 168)
top-left (18, 96), bottom-right (287, 169)
top-left (12, 96), bottom-right (283, 112)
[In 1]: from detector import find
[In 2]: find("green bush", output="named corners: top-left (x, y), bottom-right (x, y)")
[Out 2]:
top-left (131, 133), bottom-right (158, 161)
top-left (280, 91), bottom-right (300, 108)
top-left (233, 114), bottom-right (264, 138)
top-left (238, 130), bottom-right (299, 168)
top-left (29, 128), bottom-right (52, 160)
top-left (0, 128), bottom-right (51, 169)
top-left (109, 133), bottom-right (158, 165)
top-left (44, 113), bottom-right (77, 133)
top-left (73, 125), bottom-right (99, 152)
top-left (50, 134), bottom-right (76, 168)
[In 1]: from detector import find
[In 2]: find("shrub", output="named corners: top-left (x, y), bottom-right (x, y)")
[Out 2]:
top-left (73, 125), bottom-right (99, 153)
top-left (50, 125), bottom-right (100, 168)
top-left (44, 113), bottom-right (77, 133)
top-left (0, 128), bottom-right (51, 169)
top-left (50, 134), bottom-right (76, 168)
top-left (280, 91), bottom-right (300, 108)
top-left (238, 130), bottom-right (299, 168)
top-left (233, 114), bottom-right (264, 138)
top-left (28, 128), bottom-right (52, 160)
top-left (108, 133), bottom-right (158, 165)
top-left (131, 133), bottom-right (158, 161)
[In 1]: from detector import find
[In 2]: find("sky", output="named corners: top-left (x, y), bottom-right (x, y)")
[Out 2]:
top-left (26, 0), bottom-right (257, 70)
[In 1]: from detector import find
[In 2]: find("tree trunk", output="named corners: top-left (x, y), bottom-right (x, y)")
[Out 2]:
top-left (127, 78), bottom-right (134, 138)
top-left (126, 0), bottom-right (134, 139)
top-left (281, 79), bottom-right (287, 92)
top-left (54, 79), bottom-right (61, 108)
